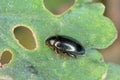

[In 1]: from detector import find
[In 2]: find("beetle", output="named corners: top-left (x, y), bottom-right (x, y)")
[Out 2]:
top-left (45, 35), bottom-right (85, 58)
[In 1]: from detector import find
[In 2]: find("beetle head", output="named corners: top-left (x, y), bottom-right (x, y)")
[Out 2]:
top-left (45, 37), bottom-right (56, 46)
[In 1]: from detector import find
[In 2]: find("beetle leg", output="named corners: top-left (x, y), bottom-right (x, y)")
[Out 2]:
top-left (54, 48), bottom-right (59, 54)
top-left (68, 53), bottom-right (76, 58)
top-left (54, 48), bottom-right (61, 57)
top-left (63, 52), bottom-right (76, 58)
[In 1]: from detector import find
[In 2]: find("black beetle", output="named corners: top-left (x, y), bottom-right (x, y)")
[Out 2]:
top-left (45, 35), bottom-right (85, 58)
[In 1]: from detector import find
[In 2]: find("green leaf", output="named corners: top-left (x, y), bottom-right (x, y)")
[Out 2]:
top-left (0, 49), bottom-right (107, 80)
top-left (106, 63), bottom-right (120, 80)
top-left (59, 3), bottom-right (117, 49)
top-left (0, 0), bottom-right (117, 80)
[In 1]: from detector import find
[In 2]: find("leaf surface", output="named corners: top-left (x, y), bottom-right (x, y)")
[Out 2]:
top-left (0, 0), bottom-right (117, 80)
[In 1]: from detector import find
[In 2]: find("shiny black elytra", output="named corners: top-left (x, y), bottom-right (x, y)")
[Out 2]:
top-left (45, 35), bottom-right (85, 58)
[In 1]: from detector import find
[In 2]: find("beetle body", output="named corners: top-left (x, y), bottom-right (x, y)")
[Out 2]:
top-left (45, 35), bottom-right (85, 58)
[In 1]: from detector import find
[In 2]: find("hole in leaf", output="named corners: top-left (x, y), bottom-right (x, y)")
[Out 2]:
top-left (0, 50), bottom-right (12, 68)
top-left (13, 25), bottom-right (37, 50)
top-left (43, 0), bottom-right (75, 15)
